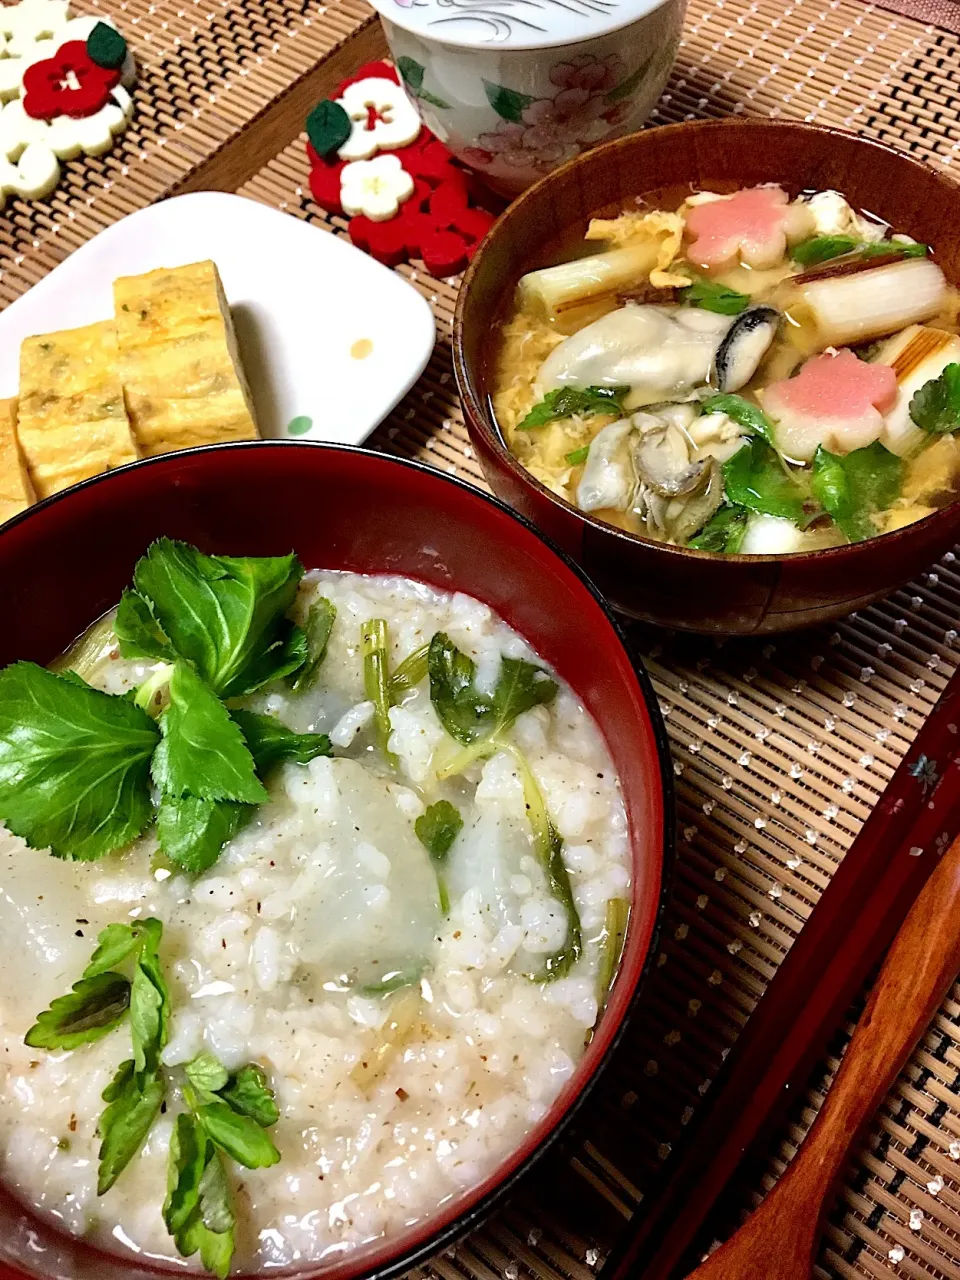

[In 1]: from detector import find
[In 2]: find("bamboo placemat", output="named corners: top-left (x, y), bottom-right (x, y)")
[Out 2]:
top-left (6, 0), bottom-right (960, 1276)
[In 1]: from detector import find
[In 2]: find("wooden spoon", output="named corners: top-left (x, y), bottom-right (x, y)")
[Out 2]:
top-left (682, 830), bottom-right (960, 1280)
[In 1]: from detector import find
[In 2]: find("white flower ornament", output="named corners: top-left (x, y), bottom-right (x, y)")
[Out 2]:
top-left (0, 0), bottom-right (134, 203)
top-left (340, 154), bottom-right (415, 222)
top-left (335, 76), bottom-right (420, 161)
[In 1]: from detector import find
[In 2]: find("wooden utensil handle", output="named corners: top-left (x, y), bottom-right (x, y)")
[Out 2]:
top-left (793, 831), bottom-right (960, 1202)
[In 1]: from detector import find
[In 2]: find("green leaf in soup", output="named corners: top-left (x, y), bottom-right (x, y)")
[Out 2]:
top-left (810, 441), bottom-right (903, 543)
top-left (115, 588), bottom-right (174, 661)
top-left (700, 393), bottom-right (775, 444)
top-left (859, 239), bottom-right (929, 259)
top-left (97, 1060), bottom-right (165, 1193)
top-left (231, 709), bottom-right (332, 776)
top-left (164, 1112), bottom-right (210, 1235)
top-left (791, 234), bottom-right (859, 266)
top-left (184, 1052), bottom-right (230, 1098)
top-left (151, 662), bottom-right (266, 805)
top-left (415, 800), bottom-right (463, 861)
top-left (565, 445), bottom-right (590, 466)
top-left (722, 438), bottom-right (808, 523)
top-left (131, 539), bottom-right (306, 698)
top-left (517, 385), bottom-right (629, 431)
top-left (218, 1063), bottom-right (280, 1128)
top-left (24, 972), bottom-right (131, 1050)
top-left (688, 503), bottom-right (750, 553)
top-left (482, 79), bottom-right (535, 123)
top-left (195, 1099), bottom-right (280, 1169)
top-left (156, 793), bottom-right (252, 874)
top-left (427, 632), bottom-right (557, 747)
top-left (289, 597), bottom-right (336, 694)
top-left (396, 55), bottom-right (424, 93)
top-left (679, 278), bottom-right (750, 315)
top-left (129, 917), bottom-right (169, 1079)
top-left (909, 362), bottom-right (960, 435)
top-left (0, 662), bottom-right (159, 861)
top-left (83, 922), bottom-right (144, 979)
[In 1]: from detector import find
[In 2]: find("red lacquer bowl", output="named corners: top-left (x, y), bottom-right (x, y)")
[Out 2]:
top-left (0, 442), bottom-right (671, 1280)
top-left (454, 119), bottom-right (960, 635)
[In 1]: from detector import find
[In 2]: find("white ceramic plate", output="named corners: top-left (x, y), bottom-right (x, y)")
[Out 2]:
top-left (0, 192), bottom-right (436, 444)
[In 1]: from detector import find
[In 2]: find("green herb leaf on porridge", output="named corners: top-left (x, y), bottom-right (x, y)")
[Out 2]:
top-left (218, 1064), bottom-right (280, 1128)
top-left (0, 662), bottom-right (160, 861)
top-left (195, 1100), bottom-right (281, 1169)
top-left (289, 597), bottom-right (337, 693)
top-left (596, 897), bottom-right (630, 1000)
top-left (416, 799), bottom-right (463, 914)
top-left (131, 539), bottom-right (307, 697)
top-left (97, 1060), bottom-right (165, 1193)
top-left (164, 1112), bottom-right (210, 1235)
top-left (129, 918), bottom-right (169, 1078)
top-left (428, 633), bottom-right (557, 749)
top-left (166, 1117), bottom-right (236, 1280)
top-left (184, 1053), bottom-right (231, 1098)
top-left (362, 618), bottom-right (398, 768)
top-left (178, 1150), bottom-right (236, 1280)
top-left (83, 921), bottom-right (150, 979)
top-left (231, 709), bottom-right (332, 775)
top-left (388, 642), bottom-right (430, 704)
top-left (24, 973), bottom-right (131, 1050)
top-left (152, 662), bottom-right (267, 805)
top-left (156, 794), bottom-right (252, 874)
top-left (415, 800), bottom-right (463, 860)
top-left (115, 588), bottom-right (175, 661)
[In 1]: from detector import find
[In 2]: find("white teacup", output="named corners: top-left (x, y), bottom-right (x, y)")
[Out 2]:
top-left (369, 0), bottom-right (686, 194)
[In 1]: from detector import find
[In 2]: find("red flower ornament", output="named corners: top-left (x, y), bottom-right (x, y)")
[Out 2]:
top-left (22, 40), bottom-right (120, 120)
top-left (305, 61), bottom-right (499, 276)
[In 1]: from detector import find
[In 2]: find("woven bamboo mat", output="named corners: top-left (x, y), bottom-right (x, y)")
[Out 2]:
top-left (6, 0), bottom-right (960, 1276)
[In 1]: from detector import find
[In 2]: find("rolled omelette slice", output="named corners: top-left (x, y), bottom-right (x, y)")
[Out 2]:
top-left (113, 260), bottom-right (259, 456)
top-left (0, 397), bottom-right (34, 524)
top-left (17, 321), bottom-right (138, 500)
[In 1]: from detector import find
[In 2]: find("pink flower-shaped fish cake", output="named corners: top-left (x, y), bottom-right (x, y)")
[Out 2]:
top-left (686, 185), bottom-right (809, 271)
top-left (763, 348), bottom-right (898, 461)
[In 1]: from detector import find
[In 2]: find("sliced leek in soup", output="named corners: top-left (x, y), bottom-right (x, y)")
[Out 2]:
top-left (493, 184), bottom-right (960, 555)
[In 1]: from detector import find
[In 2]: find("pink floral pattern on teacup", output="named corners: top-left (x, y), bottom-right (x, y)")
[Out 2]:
top-left (461, 52), bottom-right (638, 178)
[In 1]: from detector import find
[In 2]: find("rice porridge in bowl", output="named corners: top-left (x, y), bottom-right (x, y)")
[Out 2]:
top-left (0, 540), bottom-right (631, 1275)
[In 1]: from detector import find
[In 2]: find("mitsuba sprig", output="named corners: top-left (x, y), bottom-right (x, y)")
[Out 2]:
top-left (25, 919), bottom-right (279, 1279)
top-left (0, 538), bottom-right (337, 874)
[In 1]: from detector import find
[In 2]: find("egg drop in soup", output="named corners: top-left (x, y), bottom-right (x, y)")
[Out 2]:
top-left (493, 185), bottom-right (960, 554)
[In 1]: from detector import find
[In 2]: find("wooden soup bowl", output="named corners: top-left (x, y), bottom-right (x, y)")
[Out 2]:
top-left (454, 119), bottom-right (960, 635)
